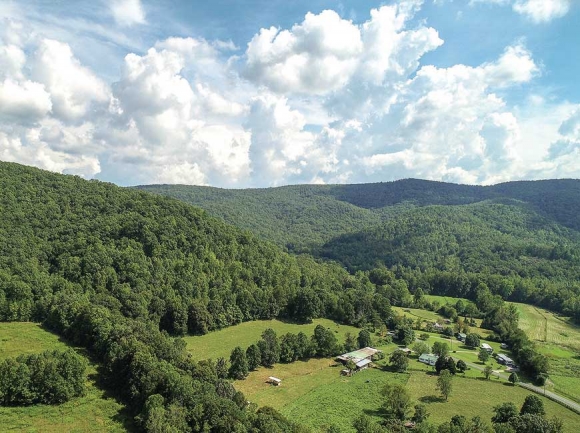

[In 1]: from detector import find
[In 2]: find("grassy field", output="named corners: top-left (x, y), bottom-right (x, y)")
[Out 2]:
top-left (392, 305), bottom-right (486, 334)
top-left (183, 318), bottom-right (360, 361)
top-left (513, 303), bottom-right (580, 351)
top-left (0, 323), bottom-right (131, 433)
top-left (236, 358), bottom-right (580, 432)
top-left (512, 303), bottom-right (580, 402)
top-left (406, 371), bottom-right (580, 431)
top-left (0, 322), bottom-right (70, 360)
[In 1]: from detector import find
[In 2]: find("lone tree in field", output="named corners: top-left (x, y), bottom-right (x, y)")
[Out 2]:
top-left (509, 372), bottom-right (519, 386)
top-left (382, 383), bottom-right (412, 420)
top-left (437, 370), bottom-right (453, 401)
top-left (520, 395), bottom-right (545, 416)
top-left (229, 346), bottom-right (249, 380)
top-left (357, 329), bottom-right (372, 348)
top-left (478, 348), bottom-right (490, 364)
top-left (389, 350), bottom-right (409, 372)
top-left (483, 365), bottom-right (493, 380)
top-left (456, 359), bottom-right (467, 373)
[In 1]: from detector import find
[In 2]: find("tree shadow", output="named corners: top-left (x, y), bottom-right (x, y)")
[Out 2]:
top-left (363, 407), bottom-right (388, 417)
top-left (419, 395), bottom-right (445, 403)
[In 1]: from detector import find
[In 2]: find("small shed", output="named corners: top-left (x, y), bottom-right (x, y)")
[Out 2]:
top-left (356, 359), bottom-right (372, 370)
top-left (418, 354), bottom-right (438, 366)
top-left (398, 348), bottom-right (413, 355)
top-left (456, 333), bottom-right (467, 342)
top-left (268, 376), bottom-right (282, 386)
top-left (481, 343), bottom-right (493, 353)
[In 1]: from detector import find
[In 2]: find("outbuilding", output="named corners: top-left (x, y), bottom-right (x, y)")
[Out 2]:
top-left (268, 376), bottom-right (282, 386)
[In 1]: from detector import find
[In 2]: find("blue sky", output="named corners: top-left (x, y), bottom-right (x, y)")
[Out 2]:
top-left (0, 0), bottom-right (579, 187)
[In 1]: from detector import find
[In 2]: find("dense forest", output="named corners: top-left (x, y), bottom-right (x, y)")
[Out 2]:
top-left (0, 162), bottom-right (571, 430)
top-left (137, 179), bottom-right (580, 255)
top-left (0, 162), bottom-right (398, 431)
top-left (138, 180), bottom-right (580, 324)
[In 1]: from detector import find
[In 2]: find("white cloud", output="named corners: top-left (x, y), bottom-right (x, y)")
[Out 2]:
top-left (470, 0), bottom-right (571, 22)
top-left (244, 3), bottom-right (442, 96)
top-left (31, 39), bottom-right (111, 121)
top-left (0, 80), bottom-right (52, 120)
top-left (110, 0), bottom-right (146, 27)
top-left (513, 0), bottom-right (570, 23)
top-left (1, 3), bottom-right (576, 187)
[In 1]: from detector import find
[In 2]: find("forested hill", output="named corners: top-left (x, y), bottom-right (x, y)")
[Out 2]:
top-left (136, 180), bottom-right (580, 274)
top-left (2, 161), bottom-right (384, 431)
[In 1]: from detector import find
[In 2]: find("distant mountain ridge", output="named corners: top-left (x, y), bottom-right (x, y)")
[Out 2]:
top-left (136, 179), bottom-right (580, 275)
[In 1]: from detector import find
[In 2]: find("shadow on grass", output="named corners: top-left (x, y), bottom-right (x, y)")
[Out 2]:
top-left (363, 407), bottom-right (388, 418)
top-left (419, 395), bottom-right (445, 403)
top-left (92, 365), bottom-right (138, 432)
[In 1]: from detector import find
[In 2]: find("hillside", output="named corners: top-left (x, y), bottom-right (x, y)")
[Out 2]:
top-left (137, 180), bottom-right (580, 277)
top-left (1, 161), bottom-right (393, 432)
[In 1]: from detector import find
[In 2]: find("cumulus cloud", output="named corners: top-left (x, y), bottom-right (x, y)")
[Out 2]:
top-left (513, 0), bottom-right (570, 23)
top-left (470, 0), bottom-right (571, 22)
top-left (110, 0), bottom-right (146, 27)
top-left (0, 3), bottom-right (572, 187)
top-left (244, 2), bottom-right (442, 96)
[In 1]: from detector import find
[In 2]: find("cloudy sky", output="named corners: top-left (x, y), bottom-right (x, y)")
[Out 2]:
top-left (1, 0), bottom-right (579, 187)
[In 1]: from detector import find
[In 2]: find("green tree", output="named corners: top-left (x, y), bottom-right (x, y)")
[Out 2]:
top-left (228, 347), bottom-right (248, 380)
top-left (520, 395), bottom-right (545, 416)
top-left (345, 359), bottom-right (356, 375)
top-left (509, 372), bottom-right (519, 386)
top-left (215, 357), bottom-right (228, 379)
top-left (357, 329), bottom-right (372, 348)
top-left (246, 344), bottom-right (261, 371)
top-left (397, 325), bottom-right (415, 346)
top-left (456, 359), bottom-right (467, 373)
top-left (412, 341), bottom-right (430, 356)
top-left (478, 348), bottom-right (490, 364)
top-left (389, 350), bottom-right (409, 372)
top-left (312, 325), bottom-right (339, 357)
top-left (344, 332), bottom-right (357, 352)
top-left (382, 383), bottom-right (412, 420)
top-left (492, 402), bottom-right (518, 424)
top-left (509, 414), bottom-right (563, 433)
top-left (412, 403), bottom-right (429, 423)
top-left (432, 341), bottom-right (449, 358)
top-left (465, 333), bottom-right (480, 349)
top-left (483, 365), bottom-right (493, 380)
top-left (437, 370), bottom-right (453, 401)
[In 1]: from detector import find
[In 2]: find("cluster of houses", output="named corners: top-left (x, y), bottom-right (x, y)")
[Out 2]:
top-left (336, 347), bottom-right (381, 375)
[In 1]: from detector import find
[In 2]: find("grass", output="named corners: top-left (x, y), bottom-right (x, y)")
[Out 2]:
top-left (407, 371), bottom-right (580, 432)
top-left (183, 318), bottom-right (360, 361)
top-left (0, 323), bottom-right (131, 433)
top-left (513, 303), bottom-right (580, 351)
top-left (236, 355), bottom-right (580, 432)
top-left (0, 322), bottom-right (70, 360)
top-left (512, 303), bottom-right (580, 402)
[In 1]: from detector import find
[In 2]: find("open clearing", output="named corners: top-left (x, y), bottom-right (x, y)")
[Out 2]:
top-left (183, 318), bottom-right (359, 361)
top-left (236, 360), bottom-right (580, 432)
top-left (512, 303), bottom-right (580, 402)
top-left (0, 322), bottom-right (131, 433)
top-left (513, 303), bottom-right (580, 351)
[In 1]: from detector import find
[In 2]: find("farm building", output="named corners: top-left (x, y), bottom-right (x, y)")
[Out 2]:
top-left (496, 354), bottom-right (515, 366)
top-left (337, 347), bottom-right (381, 371)
top-left (481, 343), bottom-right (493, 353)
top-left (398, 348), bottom-right (413, 355)
top-left (267, 376), bottom-right (282, 386)
top-left (456, 333), bottom-right (467, 342)
top-left (418, 354), bottom-right (438, 366)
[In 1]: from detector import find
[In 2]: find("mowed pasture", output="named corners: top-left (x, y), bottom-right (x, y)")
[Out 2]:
top-left (513, 303), bottom-right (580, 351)
top-left (183, 318), bottom-right (359, 361)
top-left (0, 322), bottom-right (131, 433)
top-left (236, 361), bottom-right (580, 433)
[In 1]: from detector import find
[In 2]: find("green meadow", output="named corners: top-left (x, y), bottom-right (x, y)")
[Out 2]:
top-left (0, 323), bottom-right (131, 433)
top-left (182, 318), bottom-right (360, 361)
